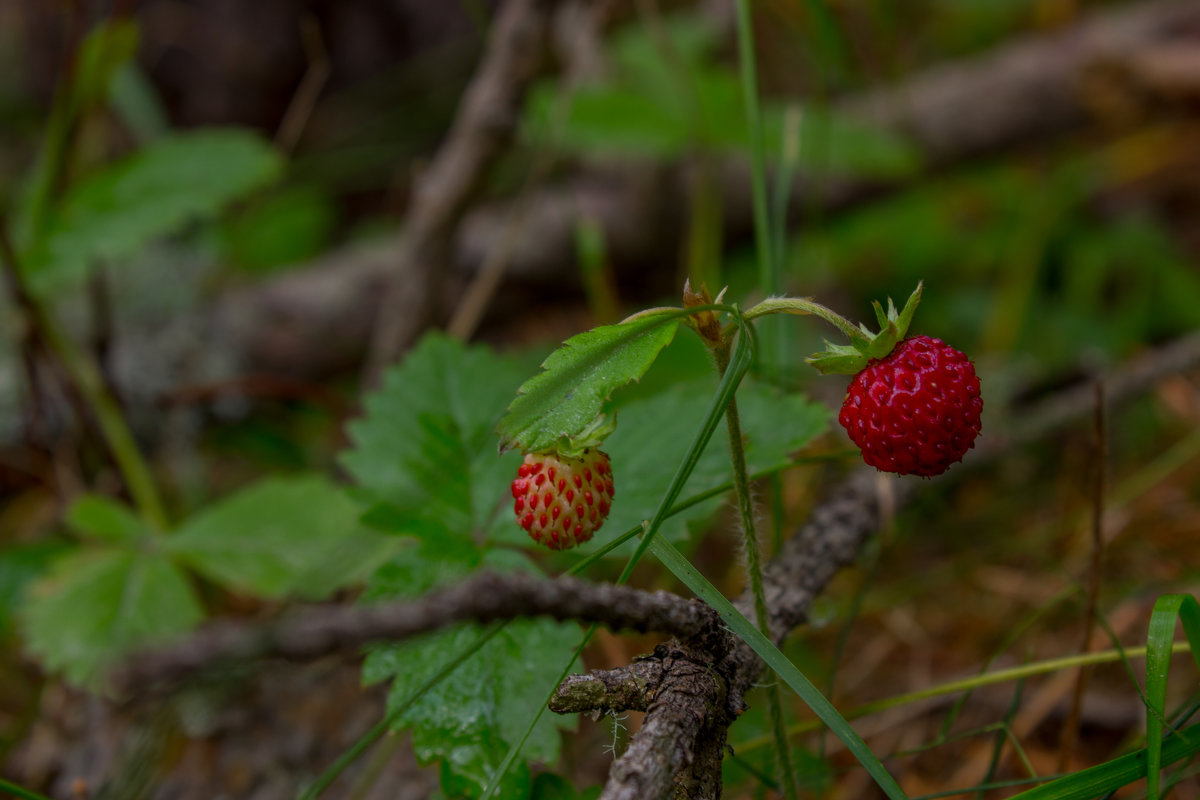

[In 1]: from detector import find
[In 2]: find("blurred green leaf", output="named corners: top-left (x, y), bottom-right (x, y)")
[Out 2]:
top-left (342, 334), bottom-right (526, 548)
top-left (108, 62), bottom-right (170, 144)
top-left (524, 12), bottom-right (918, 177)
top-left (165, 475), bottom-right (361, 598)
top-left (222, 184), bottom-right (337, 273)
top-left (64, 494), bottom-right (148, 545)
top-left (497, 314), bottom-right (682, 454)
top-left (288, 526), bottom-right (402, 601)
top-left (22, 548), bottom-right (203, 685)
top-left (25, 128), bottom-right (283, 294)
top-left (362, 545), bottom-right (577, 799)
top-left (0, 542), bottom-right (71, 637)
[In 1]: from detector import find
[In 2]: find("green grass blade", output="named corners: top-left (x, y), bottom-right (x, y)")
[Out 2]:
top-left (0, 778), bottom-right (54, 800)
top-left (1145, 594), bottom-right (1200, 800)
top-left (622, 317), bottom-right (754, 579)
top-left (733, 0), bottom-right (776, 354)
top-left (735, 643), bottom-right (1193, 752)
top-left (647, 536), bottom-right (906, 800)
top-left (1004, 721), bottom-right (1200, 800)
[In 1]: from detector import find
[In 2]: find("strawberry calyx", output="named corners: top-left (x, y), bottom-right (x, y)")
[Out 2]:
top-left (805, 282), bottom-right (923, 376)
top-left (548, 412), bottom-right (616, 459)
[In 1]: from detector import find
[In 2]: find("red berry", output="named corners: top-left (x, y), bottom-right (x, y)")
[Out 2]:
top-left (511, 449), bottom-right (615, 550)
top-left (838, 335), bottom-right (982, 477)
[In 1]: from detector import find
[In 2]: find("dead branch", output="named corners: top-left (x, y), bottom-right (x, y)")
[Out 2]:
top-left (600, 647), bottom-right (732, 800)
top-left (551, 656), bottom-right (664, 715)
top-left (111, 570), bottom-right (723, 697)
top-left (363, 0), bottom-right (560, 381)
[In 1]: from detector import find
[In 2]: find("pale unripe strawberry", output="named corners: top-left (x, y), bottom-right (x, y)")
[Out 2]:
top-left (510, 449), bottom-right (615, 550)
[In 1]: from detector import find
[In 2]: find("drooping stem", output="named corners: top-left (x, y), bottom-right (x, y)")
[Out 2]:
top-left (0, 219), bottom-right (169, 530)
top-left (743, 296), bottom-right (862, 340)
top-left (714, 334), bottom-right (800, 800)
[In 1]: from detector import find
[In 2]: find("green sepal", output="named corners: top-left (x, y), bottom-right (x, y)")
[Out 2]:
top-left (805, 342), bottom-right (868, 375)
top-left (806, 282), bottom-right (923, 375)
top-left (549, 412), bottom-right (617, 459)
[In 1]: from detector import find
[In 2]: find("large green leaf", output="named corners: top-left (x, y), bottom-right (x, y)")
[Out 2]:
top-left (361, 545), bottom-right (578, 799)
top-left (496, 314), bottom-right (682, 454)
top-left (22, 548), bottom-right (204, 685)
top-left (25, 128), bottom-right (283, 294)
top-left (165, 475), bottom-right (363, 598)
top-left (342, 333), bottom-right (527, 547)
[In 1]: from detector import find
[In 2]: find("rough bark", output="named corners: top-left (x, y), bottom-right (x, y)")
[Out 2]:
top-left (111, 571), bottom-right (724, 697)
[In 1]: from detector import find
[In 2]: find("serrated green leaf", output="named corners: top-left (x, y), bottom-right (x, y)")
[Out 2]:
top-left (22, 548), bottom-right (203, 685)
top-left (342, 334), bottom-right (526, 546)
top-left (64, 494), bottom-right (148, 545)
top-left (436, 728), bottom-right (532, 800)
top-left (165, 475), bottom-right (360, 598)
top-left (25, 128), bottom-right (283, 295)
top-left (362, 545), bottom-right (578, 798)
top-left (497, 314), bottom-right (682, 454)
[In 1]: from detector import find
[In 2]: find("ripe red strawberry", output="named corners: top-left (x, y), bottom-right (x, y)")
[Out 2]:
top-left (838, 335), bottom-right (982, 477)
top-left (511, 448), bottom-right (615, 550)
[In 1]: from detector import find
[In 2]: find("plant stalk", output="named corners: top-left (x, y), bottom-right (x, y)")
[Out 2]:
top-left (715, 335), bottom-right (800, 800)
top-left (0, 219), bottom-right (169, 530)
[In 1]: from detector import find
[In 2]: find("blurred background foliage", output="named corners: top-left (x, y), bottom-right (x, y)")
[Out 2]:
top-left (1, 0), bottom-right (1200, 797)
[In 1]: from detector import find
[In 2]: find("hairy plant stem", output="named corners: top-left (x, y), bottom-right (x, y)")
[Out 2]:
top-left (714, 335), bottom-right (799, 800)
top-left (0, 220), bottom-right (169, 530)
